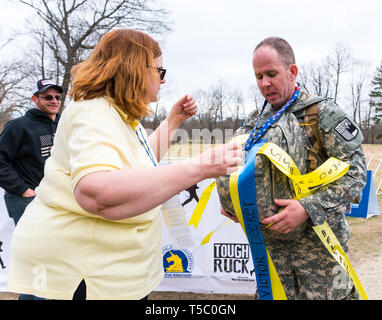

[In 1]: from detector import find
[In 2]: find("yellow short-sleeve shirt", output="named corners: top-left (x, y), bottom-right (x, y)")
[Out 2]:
top-left (8, 97), bottom-right (163, 300)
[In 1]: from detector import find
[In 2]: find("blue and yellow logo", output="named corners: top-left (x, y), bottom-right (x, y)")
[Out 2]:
top-left (162, 245), bottom-right (194, 278)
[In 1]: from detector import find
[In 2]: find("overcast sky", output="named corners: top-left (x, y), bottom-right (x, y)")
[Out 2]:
top-left (1, 0), bottom-right (382, 108)
top-left (160, 0), bottom-right (382, 103)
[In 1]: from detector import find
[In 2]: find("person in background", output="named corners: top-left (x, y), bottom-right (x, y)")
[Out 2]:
top-left (8, 29), bottom-right (243, 300)
top-left (0, 79), bottom-right (62, 226)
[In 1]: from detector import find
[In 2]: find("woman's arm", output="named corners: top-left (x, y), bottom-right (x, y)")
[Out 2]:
top-left (148, 95), bottom-right (197, 160)
top-left (74, 142), bottom-right (242, 221)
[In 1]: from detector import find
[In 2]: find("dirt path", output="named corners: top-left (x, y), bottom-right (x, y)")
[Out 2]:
top-left (347, 203), bottom-right (382, 300)
top-left (352, 249), bottom-right (382, 300)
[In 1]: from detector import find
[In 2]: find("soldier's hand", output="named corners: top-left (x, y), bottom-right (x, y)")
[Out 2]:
top-left (221, 207), bottom-right (239, 223)
top-left (261, 199), bottom-right (309, 234)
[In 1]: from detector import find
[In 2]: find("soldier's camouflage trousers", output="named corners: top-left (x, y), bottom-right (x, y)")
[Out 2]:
top-left (255, 227), bottom-right (359, 300)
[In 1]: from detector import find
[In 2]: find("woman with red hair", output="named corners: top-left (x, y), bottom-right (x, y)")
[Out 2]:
top-left (8, 29), bottom-right (242, 300)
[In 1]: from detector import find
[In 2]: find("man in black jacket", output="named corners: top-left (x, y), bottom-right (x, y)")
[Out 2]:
top-left (0, 79), bottom-right (62, 225)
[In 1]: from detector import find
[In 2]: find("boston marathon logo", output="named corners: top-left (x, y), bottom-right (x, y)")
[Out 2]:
top-left (214, 243), bottom-right (255, 278)
top-left (162, 244), bottom-right (194, 278)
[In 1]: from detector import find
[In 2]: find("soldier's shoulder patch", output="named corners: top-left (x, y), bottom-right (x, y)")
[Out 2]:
top-left (334, 117), bottom-right (359, 141)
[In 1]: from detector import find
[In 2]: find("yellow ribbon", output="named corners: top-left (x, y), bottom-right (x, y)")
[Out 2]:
top-left (201, 220), bottom-right (231, 245)
top-left (312, 222), bottom-right (368, 300)
top-left (189, 141), bottom-right (368, 300)
top-left (257, 142), bottom-right (350, 199)
top-left (188, 181), bottom-right (216, 228)
top-left (254, 142), bottom-right (367, 299)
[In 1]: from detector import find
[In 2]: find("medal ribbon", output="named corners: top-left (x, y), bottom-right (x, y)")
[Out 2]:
top-left (245, 87), bottom-right (299, 152)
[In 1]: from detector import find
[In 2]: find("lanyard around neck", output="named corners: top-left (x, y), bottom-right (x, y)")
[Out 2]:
top-left (244, 87), bottom-right (300, 152)
top-left (135, 126), bottom-right (157, 167)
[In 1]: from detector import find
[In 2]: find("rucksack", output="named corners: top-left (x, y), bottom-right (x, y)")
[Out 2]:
top-left (300, 95), bottom-right (328, 171)
top-left (302, 97), bottom-right (361, 204)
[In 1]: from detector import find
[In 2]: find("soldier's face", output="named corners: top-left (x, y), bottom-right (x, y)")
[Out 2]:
top-left (253, 46), bottom-right (298, 109)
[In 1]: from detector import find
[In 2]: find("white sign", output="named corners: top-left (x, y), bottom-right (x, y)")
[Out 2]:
top-left (0, 188), bottom-right (15, 291)
top-left (156, 178), bottom-right (256, 294)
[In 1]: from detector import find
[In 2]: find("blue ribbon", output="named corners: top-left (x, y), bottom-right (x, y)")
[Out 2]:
top-left (238, 139), bottom-right (273, 300)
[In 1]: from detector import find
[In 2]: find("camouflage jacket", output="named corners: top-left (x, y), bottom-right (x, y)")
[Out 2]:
top-left (216, 88), bottom-right (367, 246)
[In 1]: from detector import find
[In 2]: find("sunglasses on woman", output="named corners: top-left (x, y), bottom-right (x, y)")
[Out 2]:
top-left (148, 66), bottom-right (166, 80)
top-left (156, 67), bottom-right (166, 80)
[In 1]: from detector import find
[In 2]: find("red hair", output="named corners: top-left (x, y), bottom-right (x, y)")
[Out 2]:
top-left (69, 29), bottom-right (162, 120)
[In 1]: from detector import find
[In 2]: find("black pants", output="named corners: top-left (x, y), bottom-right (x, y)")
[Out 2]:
top-left (73, 279), bottom-right (87, 300)
top-left (72, 280), bottom-right (149, 300)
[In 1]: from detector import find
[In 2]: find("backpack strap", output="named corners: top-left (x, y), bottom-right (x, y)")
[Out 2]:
top-left (302, 97), bottom-right (362, 203)
top-left (302, 96), bottom-right (328, 171)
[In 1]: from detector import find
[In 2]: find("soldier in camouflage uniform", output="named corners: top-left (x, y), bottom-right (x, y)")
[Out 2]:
top-left (216, 37), bottom-right (367, 300)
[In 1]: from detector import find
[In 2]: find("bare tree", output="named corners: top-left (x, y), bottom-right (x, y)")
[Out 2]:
top-left (194, 84), bottom-right (226, 128)
top-left (19, 0), bottom-right (172, 109)
top-left (297, 64), bottom-right (310, 92)
top-left (193, 88), bottom-right (218, 132)
top-left (145, 92), bottom-right (167, 130)
top-left (248, 83), bottom-right (262, 114)
top-left (229, 88), bottom-right (245, 131)
top-left (299, 43), bottom-right (352, 103)
top-left (0, 62), bottom-right (34, 130)
top-left (299, 61), bottom-right (333, 98)
top-left (348, 61), bottom-right (371, 127)
top-left (327, 42), bottom-right (352, 104)
top-left (311, 62), bottom-right (333, 97)
top-left (210, 82), bottom-right (229, 124)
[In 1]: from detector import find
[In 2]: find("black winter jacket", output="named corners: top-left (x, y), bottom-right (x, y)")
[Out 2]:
top-left (0, 108), bottom-right (60, 195)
